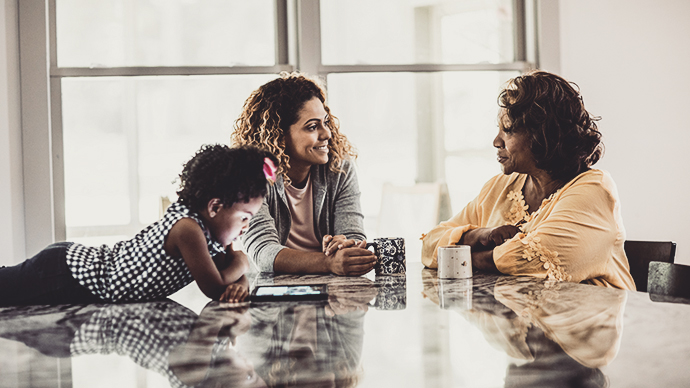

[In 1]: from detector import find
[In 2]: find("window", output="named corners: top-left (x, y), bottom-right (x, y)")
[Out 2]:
top-left (318, 0), bottom-right (533, 254)
top-left (61, 75), bottom-right (274, 244)
top-left (55, 0), bottom-right (276, 67)
top-left (27, 0), bottom-right (534, 253)
top-left (321, 0), bottom-right (516, 65)
top-left (51, 0), bottom-right (287, 244)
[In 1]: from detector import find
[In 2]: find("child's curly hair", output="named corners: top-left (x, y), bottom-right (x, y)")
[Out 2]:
top-left (231, 72), bottom-right (356, 180)
top-left (176, 144), bottom-right (277, 212)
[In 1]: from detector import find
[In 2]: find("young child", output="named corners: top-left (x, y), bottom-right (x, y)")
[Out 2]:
top-left (0, 144), bottom-right (278, 306)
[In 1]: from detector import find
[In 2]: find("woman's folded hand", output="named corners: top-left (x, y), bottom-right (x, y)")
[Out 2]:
top-left (323, 234), bottom-right (359, 256)
top-left (462, 225), bottom-right (520, 250)
top-left (324, 240), bottom-right (376, 276)
top-left (484, 225), bottom-right (521, 247)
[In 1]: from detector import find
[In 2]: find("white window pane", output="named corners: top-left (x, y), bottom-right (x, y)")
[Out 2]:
top-left (62, 74), bottom-right (276, 241)
top-left (327, 73), bottom-right (418, 233)
top-left (62, 79), bottom-right (131, 228)
top-left (440, 2), bottom-right (515, 64)
top-left (446, 154), bottom-right (501, 214)
top-left (321, 0), bottom-right (514, 65)
top-left (442, 71), bottom-right (519, 152)
top-left (56, 0), bottom-right (275, 67)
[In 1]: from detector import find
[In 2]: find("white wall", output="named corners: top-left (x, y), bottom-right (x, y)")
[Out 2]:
top-left (556, 0), bottom-right (690, 264)
top-left (0, 0), bottom-right (25, 266)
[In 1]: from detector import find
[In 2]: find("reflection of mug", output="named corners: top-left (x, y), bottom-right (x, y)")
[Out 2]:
top-left (367, 237), bottom-right (406, 275)
top-left (438, 245), bottom-right (472, 279)
top-left (372, 275), bottom-right (407, 310)
top-left (438, 278), bottom-right (473, 310)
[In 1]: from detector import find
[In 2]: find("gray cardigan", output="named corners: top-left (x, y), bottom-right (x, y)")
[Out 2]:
top-left (242, 160), bottom-right (366, 272)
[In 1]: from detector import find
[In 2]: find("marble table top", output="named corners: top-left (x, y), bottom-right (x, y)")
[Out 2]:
top-left (1, 261), bottom-right (690, 388)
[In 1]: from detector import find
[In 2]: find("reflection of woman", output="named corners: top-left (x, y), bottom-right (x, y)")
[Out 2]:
top-left (422, 70), bottom-right (634, 290)
top-left (421, 269), bottom-right (625, 387)
top-left (482, 279), bottom-right (625, 387)
top-left (233, 72), bottom-right (375, 276)
top-left (236, 303), bottom-right (367, 388)
top-left (491, 278), bottom-right (626, 369)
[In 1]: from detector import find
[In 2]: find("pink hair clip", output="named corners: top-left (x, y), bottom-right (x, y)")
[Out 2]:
top-left (263, 157), bottom-right (277, 183)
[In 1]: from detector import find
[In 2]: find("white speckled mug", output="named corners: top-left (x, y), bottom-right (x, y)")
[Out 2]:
top-left (437, 245), bottom-right (472, 279)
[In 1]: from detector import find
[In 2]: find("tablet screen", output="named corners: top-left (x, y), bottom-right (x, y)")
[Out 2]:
top-left (251, 284), bottom-right (328, 301)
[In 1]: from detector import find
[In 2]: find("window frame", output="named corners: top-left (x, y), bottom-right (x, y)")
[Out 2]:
top-left (19, 0), bottom-right (539, 255)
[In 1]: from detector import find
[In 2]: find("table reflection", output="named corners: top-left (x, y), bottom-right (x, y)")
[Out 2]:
top-left (0, 301), bottom-right (263, 388)
top-left (421, 268), bottom-right (626, 387)
top-left (0, 274), bottom-right (394, 388)
top-left (237, 273), bottom-right (389, 388)
top-left (6, 262), bottom-right (687, 388)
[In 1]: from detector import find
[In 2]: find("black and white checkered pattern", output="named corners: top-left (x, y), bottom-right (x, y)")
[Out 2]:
top-left (66, 201), bottom-right (225, 302)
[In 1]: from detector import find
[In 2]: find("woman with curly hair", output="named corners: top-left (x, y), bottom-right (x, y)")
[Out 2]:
top-left (232, 72), bottom-right (375, 275)
top-left (422, 70), bottom-right (635, 290)
top-left (0, 145), bottom-right (278, 305)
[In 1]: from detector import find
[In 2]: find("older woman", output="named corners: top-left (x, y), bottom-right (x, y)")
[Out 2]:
top-left (232, 72), bottom-right (376, 275)
top-left (422, 70), bottom-right (634, 290)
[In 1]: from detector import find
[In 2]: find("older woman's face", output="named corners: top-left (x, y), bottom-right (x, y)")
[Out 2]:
top-left (493, 109), bottom-right (537, 175)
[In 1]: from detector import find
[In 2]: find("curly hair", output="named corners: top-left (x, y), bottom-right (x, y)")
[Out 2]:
top-left (498, 70), bottom-right (603, 182)
top-left (176, 144), bottom-right (278, 212)
top-left (231, 72), bottom-right (356, 180)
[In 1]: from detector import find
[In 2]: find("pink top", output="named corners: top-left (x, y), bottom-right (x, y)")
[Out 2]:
top-left (284, 174), bottom-right (321, 252)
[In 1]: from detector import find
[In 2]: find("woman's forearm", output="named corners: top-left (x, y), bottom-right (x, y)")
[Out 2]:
top-left (273, 248), bottom-right (330, 274)
top-left (459, 228), bottom-right (489, 249)
top-left (472, 249), bottom-right (499, 273)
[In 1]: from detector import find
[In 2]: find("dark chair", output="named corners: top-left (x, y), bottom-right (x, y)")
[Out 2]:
top-left (624, 240), bottom-right (676, 292)
top-left (648, 262), bottom-right (690, 300)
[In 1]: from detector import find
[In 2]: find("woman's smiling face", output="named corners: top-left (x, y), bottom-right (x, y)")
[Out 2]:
top-left (284, 97), bottom-right (331, 170)
top-left (493, 108), bottom-right (538, 175)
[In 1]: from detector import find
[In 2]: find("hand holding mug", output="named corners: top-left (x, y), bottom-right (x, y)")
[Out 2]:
top-left (325, 240), bottom-right (376, 276)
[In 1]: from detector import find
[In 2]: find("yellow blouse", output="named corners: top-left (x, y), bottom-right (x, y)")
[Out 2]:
top-left (421, 169), bottom-right (635, 290)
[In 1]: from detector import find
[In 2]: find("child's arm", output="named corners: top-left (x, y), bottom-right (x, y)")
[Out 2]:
top-left (219, 275), bottom-right (249, 302)
top-left (166, 219), bottom-right (249, 300)
top-left (212, 244), bottom-right (250, 283)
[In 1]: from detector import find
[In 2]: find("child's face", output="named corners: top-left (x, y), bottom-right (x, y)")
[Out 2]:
top-left (208, 196), bottom-right (263, 247)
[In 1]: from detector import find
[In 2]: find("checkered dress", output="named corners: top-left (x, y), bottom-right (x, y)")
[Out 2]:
top-left (66, 201), bottom-right (225, 302)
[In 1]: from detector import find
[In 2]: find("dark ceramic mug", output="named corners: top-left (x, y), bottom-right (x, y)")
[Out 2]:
top-left (366, 237), bottom-right (406, 275)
